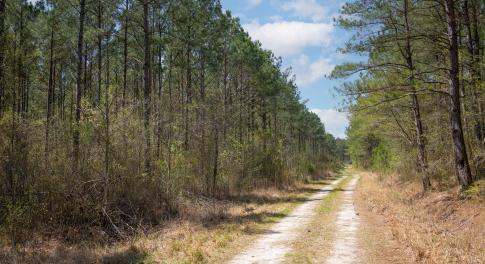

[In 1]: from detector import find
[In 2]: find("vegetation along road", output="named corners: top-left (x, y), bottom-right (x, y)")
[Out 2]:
top-left (1, 0), bottom-right (485, 263)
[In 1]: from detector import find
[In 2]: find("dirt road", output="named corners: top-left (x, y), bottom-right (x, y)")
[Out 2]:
top-left (325, 176), bottom-right (360, 264)
top-left (229, 175), bottom-right (359, 264)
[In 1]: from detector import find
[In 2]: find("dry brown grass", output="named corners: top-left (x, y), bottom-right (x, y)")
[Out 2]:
top-left (356, 171), bottom-right (485, 264)
top-left (1, 175), bottom-right (339, 264)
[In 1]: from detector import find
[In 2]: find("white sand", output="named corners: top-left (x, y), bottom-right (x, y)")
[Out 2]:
top-left (326, 176), bottom-right (360, 264)
top-left (229, 177), bottom-right (345, 264)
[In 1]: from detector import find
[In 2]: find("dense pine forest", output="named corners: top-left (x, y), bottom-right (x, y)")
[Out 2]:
top-left (333, 0), bottom-right (485, 192)
top-left (0, 0), bottom-right (346, 244)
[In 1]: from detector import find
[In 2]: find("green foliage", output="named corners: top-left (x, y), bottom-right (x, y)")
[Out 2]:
top-left (0, 0), bottom-right (346, 243)
top-left (0, 198), bottom-right (33, 244)
top-left (371, 142), bottom-right (392, 172)
top-left (344, 94), bottom-right (395, 172)
top-left (464, 180), bottom-right (485, 197)
top-left (335, 0), bottom-right (485, 189)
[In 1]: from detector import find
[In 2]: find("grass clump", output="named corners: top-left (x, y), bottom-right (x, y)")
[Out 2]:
top-left (319, 174), bottom-right (352, 215)
top-left (464, 179), bottom-right (485, 197)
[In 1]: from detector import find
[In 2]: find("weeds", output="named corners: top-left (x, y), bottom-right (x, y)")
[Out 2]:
top-left (318, 174), bottom-right (352, 215)
top-left (357, 171), bottom-right (485, 263)
top-left (1, 176), bottom-right (337, 263)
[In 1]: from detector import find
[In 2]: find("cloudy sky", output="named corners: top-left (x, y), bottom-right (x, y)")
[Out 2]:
top-left (221, 0), bottom-right (358, 138)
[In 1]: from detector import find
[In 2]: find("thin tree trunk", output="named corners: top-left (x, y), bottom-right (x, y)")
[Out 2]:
top-left (155, 19), bottom-right (163, 160)
top-left (444, 0), bottom-right (473, 189)
top-left (142, 0), bottom-right (151, 173)
top-left (96, 0), bottom-right (102, 106)
top-left (85, 50), bottom-right (89, 99)
top-left (73, 0), bottom-right (86, 172)
top-left (18, 6), bottom-right (25, 115)
top-left (103, 32), bottom-right (110, 210)
top-left (403, 0), bottom-right (431, 191)
top-left (168, 52), bottom-right (173, 179)
top-left (184, 26), bottom-right (191, 150)
top-left (59, 67), bottom-right (65, 121)
top-left (200, 51), bottom-right (205, 99)
top-left (463, 0), bottom-right (484, 144)
top-left (470, 0), bottom-right (483, 143)
top-left (45, 28), bottom-right (55, 157)
top-left (411, 93), bottom-right (430, 190)
top-left (212, 124), bottom-right (219, 196)
top-left (122, 0), bottom-right (128, 107)
top-left (223, 44), bottom-right (228, 139)
top-left (52, 63), bottom-right (56, 116)
top-left (239, 64), bottom-right (243, 144)
top-left (0, 0), bottom-right (6, 117)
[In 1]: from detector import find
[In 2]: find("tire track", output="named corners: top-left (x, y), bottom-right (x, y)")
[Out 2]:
top-left (229, 177), bottom-right (346, 264)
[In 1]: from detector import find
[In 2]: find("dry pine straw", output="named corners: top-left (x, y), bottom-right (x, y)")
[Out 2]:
top-left (1, 177), bottom-right (338, 264)
top-left (357, 171), bottom-right (485, 264)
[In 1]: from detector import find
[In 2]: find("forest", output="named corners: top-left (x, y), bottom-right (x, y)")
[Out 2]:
top-left (329, 2), bottom-right (485, 261)
top-left (333, 0), bottom-right (485, 192)
top-left (0, 0), bottom-right (345, 245)
top-left (1, 0), bottom-right (485, 263)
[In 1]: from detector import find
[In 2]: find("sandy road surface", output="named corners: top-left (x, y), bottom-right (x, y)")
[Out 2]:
top-left (325, 176), bottom-right (360, 264)
top-left (229, 177), bottom-right (349, 264)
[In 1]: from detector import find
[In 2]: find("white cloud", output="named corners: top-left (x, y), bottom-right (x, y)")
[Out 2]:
top-left (247, 0), bottom-right (263, 8)
top-left (292, 55), bottom-right (335, 87)
top-left (269, 15), bottom-right (284, 22)
top-left (310, 108), bottom-right (348, 138)
top-left (243, 21), bottom-right (333, 56)
top-left (282, 0), bottom-right (328, 22)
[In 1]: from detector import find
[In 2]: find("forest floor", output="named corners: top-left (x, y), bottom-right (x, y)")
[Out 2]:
top-left (3, 169), bottom-right (484, 264)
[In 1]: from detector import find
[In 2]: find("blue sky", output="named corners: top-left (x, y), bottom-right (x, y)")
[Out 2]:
top-left (221, 0), bottom-right (359, 138)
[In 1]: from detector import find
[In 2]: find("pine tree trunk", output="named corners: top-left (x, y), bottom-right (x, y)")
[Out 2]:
top-left (142, 0), bottom-right (152, 173)
top-left (168, 52), bottom-right (173, 179)
top-left (411, 93), bottom-right (431, 190)
top-left (184, 27), bottom-right (191, 150)
top-left (444, 0), bottom-right (473, 189)
top-left (155, 21), bottom-right (163, 160)
top-left (239, 65), bottom-right (243, 144)
top-left (103, 33), bottom-right (110, 210)
top-left (18, 7), bottom-right (26, 115)
top-left (212, 124), bottom-right (219, 196)
top-left (463, 0), bottom-right (484, 144)
top-left (470, 0), bottom-right (483, 143)
top-left (223, 45), bottom-right (228, 139)
top-left (59, 67), bottom-right (65, 121)
top-left (96, 1), bottom-right (102, 106)
top-left (45, 28), bottom-right (55, 157)
top-left (122, 0), bottom-right (128, 107)
top-left (73, 0), bottom-right (86, 171)
top-left (403, 0), bottom-right (431, 191)
top-left (0, 0), bottom-right (6, 117)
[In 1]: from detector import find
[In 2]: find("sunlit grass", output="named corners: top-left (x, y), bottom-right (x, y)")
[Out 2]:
top-left (319, 174), bottom-right (352, 215)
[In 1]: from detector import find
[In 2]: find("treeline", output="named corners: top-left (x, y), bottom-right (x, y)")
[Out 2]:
top-left (333, 0), bottom-right (484, 191)
top-left (0, 0), bottom-right (343, 242)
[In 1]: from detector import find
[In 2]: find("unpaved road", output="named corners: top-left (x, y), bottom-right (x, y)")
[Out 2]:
top-left (325, 176), bottom-right (360, 264)
top-left (229, 175), bottom-right (359, 264)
